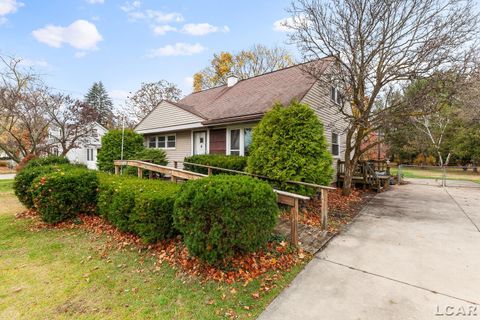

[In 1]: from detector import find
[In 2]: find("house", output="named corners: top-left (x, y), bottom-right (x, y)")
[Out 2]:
top-left (135, 58), bottom-right (348, 175)
top-left (49, 122), bottom-right (108, 170)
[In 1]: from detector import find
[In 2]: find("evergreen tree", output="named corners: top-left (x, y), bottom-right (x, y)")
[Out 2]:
top-left (84, 81), bottom-right (114, 127)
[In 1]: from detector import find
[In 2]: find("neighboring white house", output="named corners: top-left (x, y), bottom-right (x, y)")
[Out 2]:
top-left (49, 122), bottom-right (108, 170)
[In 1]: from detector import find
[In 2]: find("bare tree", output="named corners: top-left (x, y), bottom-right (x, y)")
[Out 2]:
top-left (47, 95), bottom-right (99, 156)
top-left (0, 56), bottom-right (52, 162)
top-left (287, 0), bottom-right (479, 194)
top-left (127, 80), bottom-right (182, 124)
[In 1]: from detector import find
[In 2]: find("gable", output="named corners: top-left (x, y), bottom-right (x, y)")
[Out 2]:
top-left (135, 100), bottom-right (205, 133)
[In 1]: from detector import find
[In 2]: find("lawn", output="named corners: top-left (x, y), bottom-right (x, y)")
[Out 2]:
top-left (0, 184), bottom-right (306, 319)
top-left (0, 179), bottom-right (14, 193)
top-left (391, 167), bottom-right (480, 184)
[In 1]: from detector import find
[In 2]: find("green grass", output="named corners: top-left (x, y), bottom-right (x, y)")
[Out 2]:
top-left (391, 167), bottom-right (480, 184)
top-left (0, 179), bottom-right (13, 193)
top-left (0, 185), bottom-right (305, 319)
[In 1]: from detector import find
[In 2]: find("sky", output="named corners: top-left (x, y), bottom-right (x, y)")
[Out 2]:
top-left (0, 0), bottom-right (297, 108)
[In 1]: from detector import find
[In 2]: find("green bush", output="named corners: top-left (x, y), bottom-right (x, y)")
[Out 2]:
top-left (97, 129), bottom-right (144, 173)
top-left (14, 165), bottom-right (58, 208)
top-left (130, 183), bottom-right (179, 243)
top-left (98, 174), bottom-right (180, 242)
top-left (183, 154), bottom-right (247, 175)
top-left (31, 168), bottom-right (98, 223)
top-left (126, 148), bottom-right (168, 177)
top-left (24, 155), bottom-right (70, 169)
top-left (173, 175), bottom-right (278, 264)
top-left (247, 101), bottom-right (333, 195)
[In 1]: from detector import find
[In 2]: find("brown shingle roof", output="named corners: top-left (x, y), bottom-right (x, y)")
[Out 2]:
top-left (178, 58), bottom-right (333, 123)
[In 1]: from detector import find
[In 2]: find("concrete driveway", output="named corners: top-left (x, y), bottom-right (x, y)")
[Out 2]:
top-left (259, 184), bottom-right (480, 320)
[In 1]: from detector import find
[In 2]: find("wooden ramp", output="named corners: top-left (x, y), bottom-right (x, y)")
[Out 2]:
top-left (337, 160), bottom-right (391, 192)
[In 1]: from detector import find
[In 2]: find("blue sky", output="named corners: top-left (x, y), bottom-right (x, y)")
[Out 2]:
top-left (0, 0), bottom-right (297, 107)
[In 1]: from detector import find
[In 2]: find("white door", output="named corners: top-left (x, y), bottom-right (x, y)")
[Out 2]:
top-left (194, 131), bottom-right (207, 155)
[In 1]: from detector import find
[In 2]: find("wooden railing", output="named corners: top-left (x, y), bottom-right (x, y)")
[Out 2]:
top-left (114, 159), bottom-right (326, 246)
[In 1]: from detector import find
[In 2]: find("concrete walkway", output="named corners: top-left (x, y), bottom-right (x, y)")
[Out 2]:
top-left (0, 174), bottom-right (15, 180)
top-left (259, 184), bottom-right (480, 320)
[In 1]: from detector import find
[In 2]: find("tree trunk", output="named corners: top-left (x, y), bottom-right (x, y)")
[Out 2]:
top-left (342, 157), bottom-right (357, 196)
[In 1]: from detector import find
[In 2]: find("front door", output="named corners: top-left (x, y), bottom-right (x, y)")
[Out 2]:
top-left (193, 131), bottom-right (207, 155)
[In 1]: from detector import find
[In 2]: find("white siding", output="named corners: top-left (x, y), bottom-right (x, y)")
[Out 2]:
top-left (301, 81), bottom-right (349, 181)
top-left (144, 130), bottom-right (191, 168)
top-left (136, 101), bottom-right (204, 132)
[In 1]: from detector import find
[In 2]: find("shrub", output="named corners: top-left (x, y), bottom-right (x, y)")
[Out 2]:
top-left (98, 174), bottom-right (180, 241)
top-left (14, 165), bottom-right (58, 208)
top-left (247, 101), bottom-right (333, 194)
top-left (31, 168), bottom-right (98, 223)
top-left (24, 155), bottom-right (70, 169)
top-left (173, 175), bottom-right (278, 264)
top-left (130, 182), bottom-right (179, 243)
top-left (126, 148), bottom-right (168, 177)
top-left (183, 154), bottom-right (247, 175)
top-left (97, 129), bottom-right (144, 173)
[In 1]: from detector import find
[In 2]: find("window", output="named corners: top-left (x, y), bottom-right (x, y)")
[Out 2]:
top-left (53, 148), bottom-right (59, 156)
top-left (332, 132), bottom-right (340, 157)
top-left (244, 128), bottom-right (253, 156)
top-left (167, 135), bottom-right (176, 148)
top-left (158, 136), bottom-right (166, 148)
top-left (227, 127), bottom-right (253, 156)
top-left (148, 134), bottom-right (176, 149)
top-left (331, 86), bottom-right (342, 105)
top-left (87, 148), bottom-right (94, 161)
top-left (148, 136), bottom-right (156, 148)
top-left (229, 129), bottom-right (241, 156)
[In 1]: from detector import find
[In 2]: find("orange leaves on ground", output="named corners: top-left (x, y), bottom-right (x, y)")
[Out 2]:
top-left (20, 213), bottom-right (307, 284)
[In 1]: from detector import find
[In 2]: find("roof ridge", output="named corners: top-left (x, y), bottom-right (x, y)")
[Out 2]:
top-left (187, 56), bottom-right (333, 96)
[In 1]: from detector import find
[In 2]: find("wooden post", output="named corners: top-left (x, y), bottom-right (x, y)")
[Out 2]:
top-left (137, 168), bottom-right (143, 178)
top-left (149, 171), bottom-right (153, 179)
top-left (115, 165), bottom-right (120, 175)
top-left (321, 189), bottom-right (328, 230)
top-left (173, 161), bottom-right (178, 169)
top-left (208, 167), bottom-right (213, 176)
top-left (290, 198), bottom-right (299, 247)
top-left (171, 174), bottom-right (177, 183)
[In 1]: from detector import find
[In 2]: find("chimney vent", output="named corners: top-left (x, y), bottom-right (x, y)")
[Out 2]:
top-left (227, 76), bottom-right (238, 87)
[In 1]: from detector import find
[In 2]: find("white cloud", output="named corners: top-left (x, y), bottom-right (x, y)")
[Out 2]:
top-left (86, 0), bottom-right (104, 4)
top-left (147, 43), bottom-right (206, 58)
top-left (0, 0), bottom-right (23, 16)
top-left (181, 23), bottom-right (229, 36)
top-left (152, 24), bottom-right (176, 36)
top-left (74, 51), bottom-right (88, 59)
top-left (32, 20), bottom-right (103, 51)
top-left (121, 1), bottom-right (183, 24)
top-left (0, 0), bottom-right (23, 25)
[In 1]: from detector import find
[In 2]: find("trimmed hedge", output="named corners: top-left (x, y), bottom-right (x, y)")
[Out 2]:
top-left (14, 165), bottom-right (58, 208)
top-left (24, 155), bottom-right (70, 169)
top-left (98, 174), bottom-right (180, 242)
top-left (31, 168), bottom-right (98, 223)
top-left (126, 148), bottom-right (168, 177)
top-left (173, 175), bottom-right (278, 264)
top-left (183, 154), bottom-right (247, 175)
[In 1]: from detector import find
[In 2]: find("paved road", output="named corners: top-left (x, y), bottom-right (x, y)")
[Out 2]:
top-left (259, 184), bottom-right (480, 320)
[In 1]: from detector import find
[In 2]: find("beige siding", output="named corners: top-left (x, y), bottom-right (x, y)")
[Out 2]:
top-left (301, 81), bottom-right (349, 181)
top-left (144, 130), bottom-right (191, 168)
top-left (136, 101), bottom-right (204, 132)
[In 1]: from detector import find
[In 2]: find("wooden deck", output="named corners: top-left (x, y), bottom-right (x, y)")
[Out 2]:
top-left (337, 160), bottom-right (391, 192)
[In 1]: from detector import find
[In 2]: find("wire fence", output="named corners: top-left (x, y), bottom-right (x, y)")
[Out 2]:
top-left (395, 165), bottom-right (480, 188)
